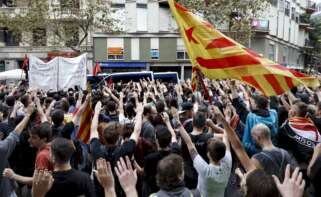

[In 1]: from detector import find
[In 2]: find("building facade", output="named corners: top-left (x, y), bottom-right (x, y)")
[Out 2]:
top-left (93, 0), bottom-right (192, 79)
top-left (94, 0), bottom-right (317, 79)
top-left (250, 0), bottom-right (317, 70)
top-left (0, 0), bottom-right (93, 72)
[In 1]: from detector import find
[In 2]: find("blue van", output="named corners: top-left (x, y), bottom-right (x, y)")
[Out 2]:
top-left (87, 71), bottom-right (179, 87)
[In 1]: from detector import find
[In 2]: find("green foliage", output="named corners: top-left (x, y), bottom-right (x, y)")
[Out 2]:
top-left (177, 0), bottom-right (270, 44)
top-left (0, 0), bottom-right (119, 51)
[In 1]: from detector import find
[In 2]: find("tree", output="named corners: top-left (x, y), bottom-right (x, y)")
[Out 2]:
top-left (177, 0), bottom-right (270, 44)
top-left (310, 16), bottom-right (321, 71)
top-left (0, 0), bottom-right (120, 52)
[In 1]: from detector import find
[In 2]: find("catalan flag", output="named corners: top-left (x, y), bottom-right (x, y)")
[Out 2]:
top-left (76, 85), bottom-right (93, 144)
top-left (168, 0), bottom-right (319, 96)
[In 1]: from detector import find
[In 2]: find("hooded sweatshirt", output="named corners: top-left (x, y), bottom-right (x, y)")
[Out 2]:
top-left (0, 131), bottom-right (20, 197)
top-left (243, 109), bottom-right (278, 156)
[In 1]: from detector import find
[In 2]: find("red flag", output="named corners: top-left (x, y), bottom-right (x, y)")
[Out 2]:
top-left (108, 76), bottom-right (113, 89)
top-left (21, 55), bottom-right (29, 70)
top-left (93, 62), bottom-right (102, 76)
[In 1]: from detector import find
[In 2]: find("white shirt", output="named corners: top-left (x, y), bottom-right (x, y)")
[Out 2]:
top-left (193, 151), bottom-right (232, 197)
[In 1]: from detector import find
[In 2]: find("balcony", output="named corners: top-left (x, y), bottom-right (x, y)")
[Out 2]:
top-left (306, 0), bottom-right (317, 14)
top-left (299, 14), bottom-right (311, 29)
top-left (303, 39), bottom-right (314, 49)
top-left (0, 6), bottom-right (28, 15)
top-left (251, 19), bottom-right (269, 33)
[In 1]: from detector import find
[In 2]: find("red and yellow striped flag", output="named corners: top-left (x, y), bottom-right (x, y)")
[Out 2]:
top-left (168, 0), bottom-right (319, 96)
top-left (76, 86), bottom-right (93, 144)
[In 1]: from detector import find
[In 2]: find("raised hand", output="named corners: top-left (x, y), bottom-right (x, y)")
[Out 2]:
top-left (212, 106), bottom-right (225, 124)
top-left (135, 103), bottom-right (143, 114)
top-left (115, 156), bottom-right (138, 195)
top-left (171, 106), bottom-right (179, 120)
top-left (26, 102), bottom-right (36, 116)
top-left (95, 158), bottom-right (114, 190)
top-left (160, 112), bottom-right (170, 123)
top-left (32, 169), bottom-right (54, 197)
top-left (272, 164), bottom-right (305, 197)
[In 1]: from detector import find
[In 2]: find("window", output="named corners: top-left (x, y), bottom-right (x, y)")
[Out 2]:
top-left (0, 28), bottom-right (20, 46)
top-left (151, 49), bottom-right (159, 60)
top-left (136, 3), bottom-right (147, 8)
top-left (136, 0), bottom-right (147, 4)
top-left (176, 51), bottom-right (189, 60)
top-left (176, 38), bottom-right (189, 60)
top-left (0, 28), bottom-right (5, 43)
top-left (269, 0), bottom-right (278, 7)
top-left (131, 38), bottom-right (139, 60)
top-left (291, 7), bottom-right (295, 20)
top-left (33, 28), bottom-right (46, 46)
top-left (64, 24), bottom-right (79, 47)
top-left (111, 3), bottom-right (125, 8)
top-left (295, 12), bottom-right (299, 23)
top-left (283, 47), bottom-right (288, 65)
top-left (0, 60), bottom-right (5, 72)
top-left (150, 38), bottom-right (159, 60)
top-left (107, 38), bottom-right (124, 60)
top-left (1, 0), bottom-right (14, 7)
top-left (60, 0), bottom-right (79, 9)
top-left (159, 5), bottom-right (171, 31)
top-left (136, 4), bottom-right (147, 31)
top-left (279, 0), bottom-right (285, 11)
top-left (285, 1), bottom-right (290, 16)
top-left (110, 1), bottom-right (125, 31)
top-left (268, 44), bottom-right (276, 61)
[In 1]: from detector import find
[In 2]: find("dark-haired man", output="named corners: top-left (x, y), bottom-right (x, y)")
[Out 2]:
top-left (150, 154), bottom-right (202, 197)
top-left (3, 122), bottom-right (53, 186)
top-left (142, 112), bottom-right (180, 197)
top-left (181, 111), bottom-right (214, 189)
top-left (4, 96), bottom-right (53, 186)
top-left (278, 101), bottom-right (321, 165)
top-left (90, 101), bottom-right (143, 197)
top-left (179, 102), bottom-right (194, 133)
top-left (176, 111), bottom-right (231, 197)
top-left (45, 137), bottom-right (95, 197)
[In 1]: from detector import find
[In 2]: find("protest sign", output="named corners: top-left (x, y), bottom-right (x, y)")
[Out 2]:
top-left (28, 54), bottom-right (87, 91)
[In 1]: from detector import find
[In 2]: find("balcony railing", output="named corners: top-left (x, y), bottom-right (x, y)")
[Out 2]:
top-left (306, 0), bottom-right (317, 14)
top-left (299, 14), bottom-right (311, 29)
top-left (303, 39), bottom-right (314, 49)
top-left (0, 7), bottom-right (28, 15)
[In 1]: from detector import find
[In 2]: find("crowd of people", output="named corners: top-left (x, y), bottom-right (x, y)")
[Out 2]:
top-left (0, 78), bottom-right (320, 197)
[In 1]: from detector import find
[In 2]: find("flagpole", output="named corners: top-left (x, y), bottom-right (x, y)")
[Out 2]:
top-left (196, 70), bottom-right (211, 102)
top-left (96, 74), bottom-right (111, 88)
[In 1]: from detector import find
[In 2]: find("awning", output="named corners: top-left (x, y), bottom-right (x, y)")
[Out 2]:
top-left (99, 62), bottom-right (146, 68)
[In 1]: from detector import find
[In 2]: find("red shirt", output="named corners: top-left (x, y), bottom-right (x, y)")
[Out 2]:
top-left (35, 144), bottom-right (53, 171)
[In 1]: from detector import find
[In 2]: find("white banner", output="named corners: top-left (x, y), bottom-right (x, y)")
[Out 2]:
top-left (28, 54), bottom-right (87, 91)
top-left (29, 57), bottom-right (58, 91)
top-left (58, 54), bottom-right (87, 90)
